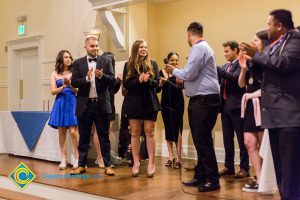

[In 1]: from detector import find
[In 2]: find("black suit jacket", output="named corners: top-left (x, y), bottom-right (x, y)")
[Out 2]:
top-left (122, 60), bottom-right (161, 117)
top-left (218, 61), bottom-right (245, 111)
top-left (252, 30), bottom-right (300, 128)
top-left (71, 55), bottom-right (115, 117)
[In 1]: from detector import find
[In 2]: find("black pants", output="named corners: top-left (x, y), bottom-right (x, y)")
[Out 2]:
top-left (77, 101), bottom-right (111, 167)
top-left (221, 103), bottom-right (249, 171)
top-left (188, 94), bottom-right (220, 183)
top-left (269, 127), bottom-right (300, 200)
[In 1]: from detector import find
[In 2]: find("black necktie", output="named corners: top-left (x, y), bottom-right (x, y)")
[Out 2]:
top-left (88, 58), bottom-right (97, 62)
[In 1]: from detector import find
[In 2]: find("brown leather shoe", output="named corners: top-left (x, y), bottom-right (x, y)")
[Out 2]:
top-left (105, 166), bottom-right (115, 176)
top-left (234, 169), bottom-right (250, 178)
top-left (219, 167), bottom-right (235, 176)
top-left (71, 167), bottom-right (86, 175)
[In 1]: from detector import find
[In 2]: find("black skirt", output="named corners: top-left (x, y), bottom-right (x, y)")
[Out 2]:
top-left (243, 101), bottom-right (264, 133)
top-left (162, 107), bottom-right (183, 142)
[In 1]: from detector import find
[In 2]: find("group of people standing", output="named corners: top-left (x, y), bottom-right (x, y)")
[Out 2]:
top-left (47, 8), bottom-right (300, 200)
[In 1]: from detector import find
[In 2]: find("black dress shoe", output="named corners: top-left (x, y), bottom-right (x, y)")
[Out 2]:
top-left (182, 178), bottom-right (200, 187)
top-left (198, 182), bottom-right (220, 192)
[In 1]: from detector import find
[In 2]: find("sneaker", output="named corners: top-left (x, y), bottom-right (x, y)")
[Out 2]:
top-left (242, 180), bottom-right (259, 192)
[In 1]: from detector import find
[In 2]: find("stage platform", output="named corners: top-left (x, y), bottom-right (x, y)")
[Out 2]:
top-left (0, 154), bottom-right (280, 200)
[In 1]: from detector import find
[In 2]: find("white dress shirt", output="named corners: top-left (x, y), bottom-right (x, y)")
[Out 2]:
top-left (86, 56), bottom-right (98, 98)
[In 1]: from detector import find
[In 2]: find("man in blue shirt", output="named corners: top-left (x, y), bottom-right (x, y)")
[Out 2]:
top-left (165, 22), bottom-right (220, 192)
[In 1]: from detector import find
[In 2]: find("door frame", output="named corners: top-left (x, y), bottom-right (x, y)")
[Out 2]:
top-left (6, 35), bottom-right (44, 111)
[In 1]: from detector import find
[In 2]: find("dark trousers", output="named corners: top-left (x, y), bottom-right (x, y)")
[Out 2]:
top-left (77, 101), bottom-right (111, 167)
top-left (188, 94), bottom-right (220, 183)
top-left (221, 103), bottom-right (249, 171)
top-left (269, 127), bottom-right (300, 200)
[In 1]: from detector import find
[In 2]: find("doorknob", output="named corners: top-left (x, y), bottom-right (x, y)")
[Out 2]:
top-left (20, 80), bottom-right (23, 99)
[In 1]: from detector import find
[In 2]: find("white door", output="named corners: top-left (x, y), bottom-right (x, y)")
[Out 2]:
top-left (19, 48), bottom-right (41, 111)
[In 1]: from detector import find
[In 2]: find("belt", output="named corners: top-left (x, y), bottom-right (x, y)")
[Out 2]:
top-left (88, 98), bottom-right (98, 103)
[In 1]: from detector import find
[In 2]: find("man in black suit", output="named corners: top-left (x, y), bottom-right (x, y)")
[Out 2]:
top-left (71, 37), bottom-right (115, 175)
top-left (240, 9), bottom-right (300, 199)
top-left (217, 41), bottom-right (249, 178)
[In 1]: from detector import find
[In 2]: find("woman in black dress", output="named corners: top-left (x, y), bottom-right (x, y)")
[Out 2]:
top-left (158, 52), bottom-right (184, 169)
top-left (238, 30), bottom-right (269, 192)
top-left (122, 39), bottom-right (161, 177)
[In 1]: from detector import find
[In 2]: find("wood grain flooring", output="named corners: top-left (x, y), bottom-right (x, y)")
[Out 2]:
top-left (0, 154), bottom-right (280, 200)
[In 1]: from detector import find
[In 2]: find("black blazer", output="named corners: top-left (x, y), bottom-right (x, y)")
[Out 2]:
top-left (252, 30), bottom-right (300, 128)
top-left (218, 61), bottom-right (245, 111)
top-left (71, 55), bottom-right (115, 117)
top-left (122, 60), bottom-right (161, 117)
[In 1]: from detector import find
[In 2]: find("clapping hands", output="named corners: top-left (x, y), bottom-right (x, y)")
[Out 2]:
top-left (139, 72), bottom-right (150, 83)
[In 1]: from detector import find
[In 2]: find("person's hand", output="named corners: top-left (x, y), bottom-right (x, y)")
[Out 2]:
top-left (143, 72), bottom-right (150, 82)
top-left (239, 42), bottom-right (258, 59)
top-left (159, 77), bottom-right (167, 87)
top-left (139, 73), bottom-right (145, 83)
top-left (117, 73), bottom-right (123, 81)
top-left (165, 64), bottom-right (174, 74)
top-left (63, 77), bottom-right (71, 85)
top-left (238, 51), bottom-right (247, 70)
top-left (87, 68), bottom-right (93, 80)
top-left (95, 69), bottom-right (103, 78)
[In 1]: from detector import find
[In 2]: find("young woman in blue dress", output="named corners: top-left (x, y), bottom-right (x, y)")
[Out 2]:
top-left (48, 50), bottom-right (79, 170)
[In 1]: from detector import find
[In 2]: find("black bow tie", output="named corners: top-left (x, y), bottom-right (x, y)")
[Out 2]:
top-left (88, 58), bottom-right (97, 62)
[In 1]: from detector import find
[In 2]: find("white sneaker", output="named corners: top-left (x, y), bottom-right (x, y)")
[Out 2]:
top-left (59, 160), bottom-right (67, 170)
top-left (73, 159), bottom-right (79, 169)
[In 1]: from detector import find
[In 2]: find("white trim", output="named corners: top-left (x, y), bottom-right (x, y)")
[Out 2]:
top-left (156, 144), bottom-right (241, 164)
top-left (0, 81), bottom-right (8, 88)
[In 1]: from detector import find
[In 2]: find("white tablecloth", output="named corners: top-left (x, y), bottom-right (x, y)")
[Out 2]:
top-left (258, 129), bottom-right (278, 194)
top-left (0, 111), bottom-right (76, 164)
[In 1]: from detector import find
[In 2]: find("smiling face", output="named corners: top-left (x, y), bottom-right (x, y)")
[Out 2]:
top-left (63, 52), bottom-right (72, 67)
top-left (85, 38), bottom-right (99, 57)
top-left (138, 42), bottom-right (148, 59)
top-left (223, 46), bottom-right (238, 62)
top-left (168, 54), bottom-right (179, 67)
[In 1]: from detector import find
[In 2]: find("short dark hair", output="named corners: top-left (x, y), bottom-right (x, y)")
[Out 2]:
top-left (222, 40), bottom-right (239, 53)
top-left (256, 29), bottom-right (270, 48)
top-left (187, 22), bottom-right (203, 36)
top-left (270, 9), bottom-right (294, 30)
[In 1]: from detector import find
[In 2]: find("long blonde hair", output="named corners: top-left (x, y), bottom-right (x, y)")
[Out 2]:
top-left (126, 39), bottom-right (154, 80)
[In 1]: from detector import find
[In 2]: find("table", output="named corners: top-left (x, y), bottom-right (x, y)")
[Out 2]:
top-left (0, 111), bottom-right (76, 164)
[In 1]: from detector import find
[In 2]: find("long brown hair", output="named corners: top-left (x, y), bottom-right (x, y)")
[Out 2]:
top-left (126, 39), bottom-right (154, 80)
top-left (55, 50), bottom-right (73, 74)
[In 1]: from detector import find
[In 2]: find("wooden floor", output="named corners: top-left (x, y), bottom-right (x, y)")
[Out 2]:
top-left (0, 154), bottom-right (280, 200)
